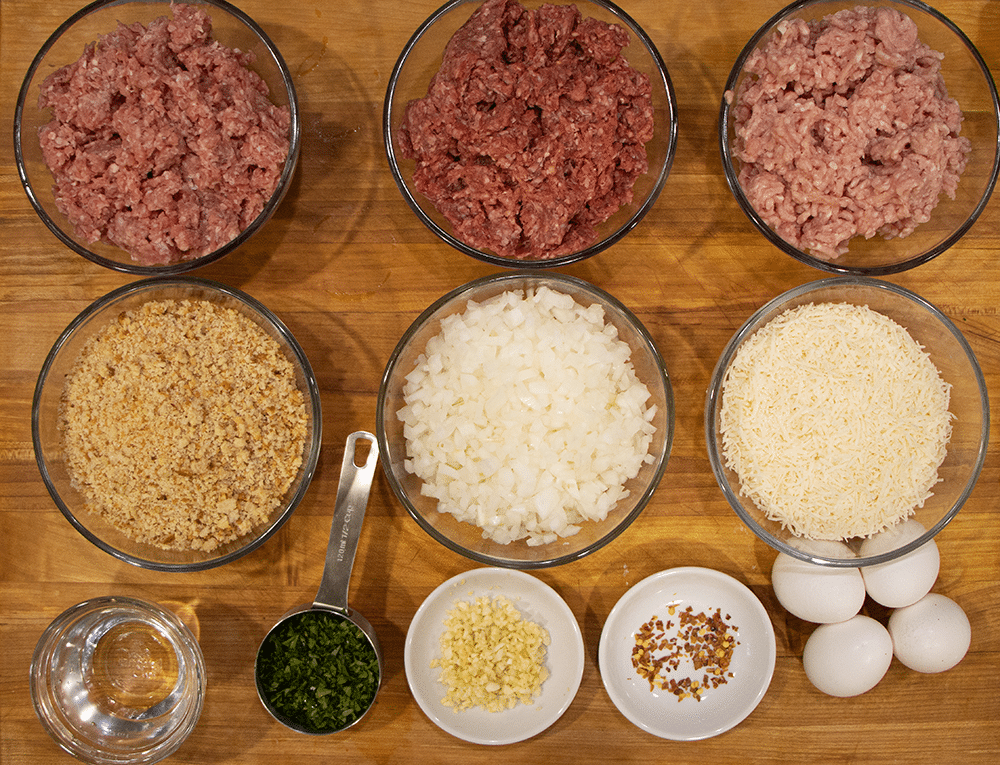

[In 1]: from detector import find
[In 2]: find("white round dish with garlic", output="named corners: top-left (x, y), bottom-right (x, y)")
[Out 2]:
top-left (404, 567), bottom-right (584, 745)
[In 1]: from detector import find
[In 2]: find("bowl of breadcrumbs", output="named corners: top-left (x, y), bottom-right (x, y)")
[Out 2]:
top-left (32, 277), bottom-right (322, 571)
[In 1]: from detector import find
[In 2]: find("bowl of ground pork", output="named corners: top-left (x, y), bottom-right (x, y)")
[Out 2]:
top-left (720, 0), bottom-right (1000, 275)
top-left (14, 0), bottom-right (300, 274)
top-left (383, 0), bottom-right (677, 267)
top-left (32, 278), bottom-right (323, 571)
top-left (376, 272), bottom-right (674, 568)
top-left (705, 277), bottom-right (989, 568)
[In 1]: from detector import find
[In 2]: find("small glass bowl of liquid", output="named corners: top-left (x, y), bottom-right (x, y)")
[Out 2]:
top-left (30, 596), bottom-right (206, 764)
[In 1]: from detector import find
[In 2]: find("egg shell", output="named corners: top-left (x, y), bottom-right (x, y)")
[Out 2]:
top-left (802, 615), bottom-right (893, 697)
top-left (888, 593), bottom-right (971, 673)
top-left (771, 540), bottom-right (865, 624)
top-left (859, 520), bottom-right (940, 608)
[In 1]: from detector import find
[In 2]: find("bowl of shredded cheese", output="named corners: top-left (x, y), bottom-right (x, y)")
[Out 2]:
top-left (377, 271), bottom-right (674, 568)
top-left (705, 276), bottom-right (988, 567)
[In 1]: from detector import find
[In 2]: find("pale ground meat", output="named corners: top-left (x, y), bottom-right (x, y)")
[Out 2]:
top-left (59, 299), bottom-right (308, 552)
top-left (728, 6), bottom-right (970, 259)
top-left (38, 4), bottom-right (290, 266)
top-left (398, 0), bottom-right (654, 260)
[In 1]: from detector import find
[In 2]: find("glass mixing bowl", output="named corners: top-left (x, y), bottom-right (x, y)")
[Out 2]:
top-left (705, 277), bottom-right (989, 567)
top-left (32, 277), bottom-right (322, 571)
top-left (384, 0), bottom-right (677, 268)
top-left (719, 0), bottom-right (999, 275)
top-left (14, 0), bottom-right (300, 274)
top-left (377, 271), bottom-right (674, 568)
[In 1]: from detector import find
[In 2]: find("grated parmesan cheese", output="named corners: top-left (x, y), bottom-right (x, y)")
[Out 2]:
top-left (719, 302), bottom-right (952, 540)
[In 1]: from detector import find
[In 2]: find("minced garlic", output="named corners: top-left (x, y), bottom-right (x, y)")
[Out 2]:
top-left (431, 595), bottom-right (550, 713)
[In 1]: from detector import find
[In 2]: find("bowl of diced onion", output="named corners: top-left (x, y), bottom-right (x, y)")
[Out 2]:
top-left (376, 271), bottom-right (674, 568)
top-left (705, 277), bottom-right (989, 567)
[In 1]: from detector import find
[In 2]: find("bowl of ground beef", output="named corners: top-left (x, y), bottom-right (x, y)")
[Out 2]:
top-left (383, 0), bottom-right (678, 267)
top-left (376, 271), bottom-right (675, 568)
top-left (720, 0), bottom-right (1000, 275)
top-left (14, 0), bottom-right (300, 274)
top-left (705, 277), bottom-right (989, 568)
top-left (32, 277), bottom-right (323, 571)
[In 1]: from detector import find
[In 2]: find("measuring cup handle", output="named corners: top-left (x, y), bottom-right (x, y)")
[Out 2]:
top-left (313, 431), bottom-right (380, 612)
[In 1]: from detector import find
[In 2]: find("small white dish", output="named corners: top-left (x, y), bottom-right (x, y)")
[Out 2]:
top-left (404, 567), bottom-right (584, 745)
top-left (598, 566), bottom-right (775, 740)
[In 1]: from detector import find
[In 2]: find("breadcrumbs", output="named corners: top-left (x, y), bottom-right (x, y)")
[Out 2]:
top-left (59, 298), bottom-right (308, 551)
top-left (431, 595), bottom-right (550, 713)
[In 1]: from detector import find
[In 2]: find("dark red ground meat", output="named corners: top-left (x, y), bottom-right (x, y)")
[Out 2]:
top-left (398, 0), bottom-right (654, 260)
top-left (38, 4), bottom-right (290, 266)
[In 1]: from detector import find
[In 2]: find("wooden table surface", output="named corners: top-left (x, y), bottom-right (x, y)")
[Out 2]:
top-left (2, 0), bottom-right (998, 762)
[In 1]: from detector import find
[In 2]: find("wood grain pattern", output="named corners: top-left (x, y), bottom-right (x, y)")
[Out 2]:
top-left (2, 1), bottom-right (998, 762)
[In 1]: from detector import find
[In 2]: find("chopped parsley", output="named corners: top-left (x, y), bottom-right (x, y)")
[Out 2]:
top-left (256, 610), bottom-right (380, 733)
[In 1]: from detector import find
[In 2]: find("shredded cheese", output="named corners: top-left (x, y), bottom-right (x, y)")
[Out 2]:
top-left (719, 302), bottom-right (952, 540)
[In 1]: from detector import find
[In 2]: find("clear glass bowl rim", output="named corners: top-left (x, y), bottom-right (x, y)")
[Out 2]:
top-left (717, 0), bottom-right (1000, 276)
top-left (704, 275), bottom-right (990, 567)
top-left (382, 0), bottom-right (679, 269)
top-left (12, 0), bottom-right (302, 276)
top-left (29, 595), bottom-right (207, 765)
top-left (31, 276), bottom-right (323, 572)
top-left (376, 270), bottom-right (675, 568)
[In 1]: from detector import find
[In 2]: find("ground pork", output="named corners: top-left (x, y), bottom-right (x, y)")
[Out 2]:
top-left (38, 3), bottom-right (290, 266)
top-left (728, 5), bottom-right (970, 259)
top-left (398, 0), bottom-right (654, 260)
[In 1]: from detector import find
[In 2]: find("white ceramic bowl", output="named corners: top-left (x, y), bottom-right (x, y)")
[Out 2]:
top-left (404, 567), bottom-right (584, 745)
top-left (598, 567), bottom-right (776, 741)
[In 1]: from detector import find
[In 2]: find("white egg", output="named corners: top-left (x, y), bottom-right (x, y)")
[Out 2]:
top-left (770, 539), bottom-right (865, 623)
top-left (888, 593), bottom-right (971, 673)
top-left (802, 615), bottom-right (893, 697)
top-left (859, 520), bottom-right (940, 608)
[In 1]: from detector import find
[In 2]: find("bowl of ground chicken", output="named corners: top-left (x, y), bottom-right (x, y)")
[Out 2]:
top-left (705, 277), bottom-right (989, 568)
top-left (376, 271), bottom-right (674, 568)
top-left (720, 0), bottom-right (1000, 275)
top-left (32, 277), bottom-right (322, 571)
top-left (14, 0), bottom-right (300, 274)
top-left (383, 0), bottom-right (677, 267)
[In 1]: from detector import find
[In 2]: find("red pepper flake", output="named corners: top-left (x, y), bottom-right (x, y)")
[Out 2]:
top-left (630, 605), bottom-right (740, 702)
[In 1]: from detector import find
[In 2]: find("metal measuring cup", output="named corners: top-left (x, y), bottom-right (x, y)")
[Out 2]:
top-left (254, 431), bottom-right (382, 734)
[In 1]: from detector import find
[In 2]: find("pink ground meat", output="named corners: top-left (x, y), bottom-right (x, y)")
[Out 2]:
top-left (729, 6), bottom-right (970, 259)
top-left (398, 0), bottom-right (654, 260)
top-left (38, 4), bottom-right (290, 266)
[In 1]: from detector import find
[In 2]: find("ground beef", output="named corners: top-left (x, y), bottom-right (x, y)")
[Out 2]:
top-left (38, 4), bottom-right (290, 266)
top-left (728, 6), bottom-right (970, 259)
top-left (398, 0), bottom-right (654, 260)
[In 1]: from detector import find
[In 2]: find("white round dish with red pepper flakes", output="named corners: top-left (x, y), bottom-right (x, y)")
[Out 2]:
top-left (598, 567), bottom-right (776, 740)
